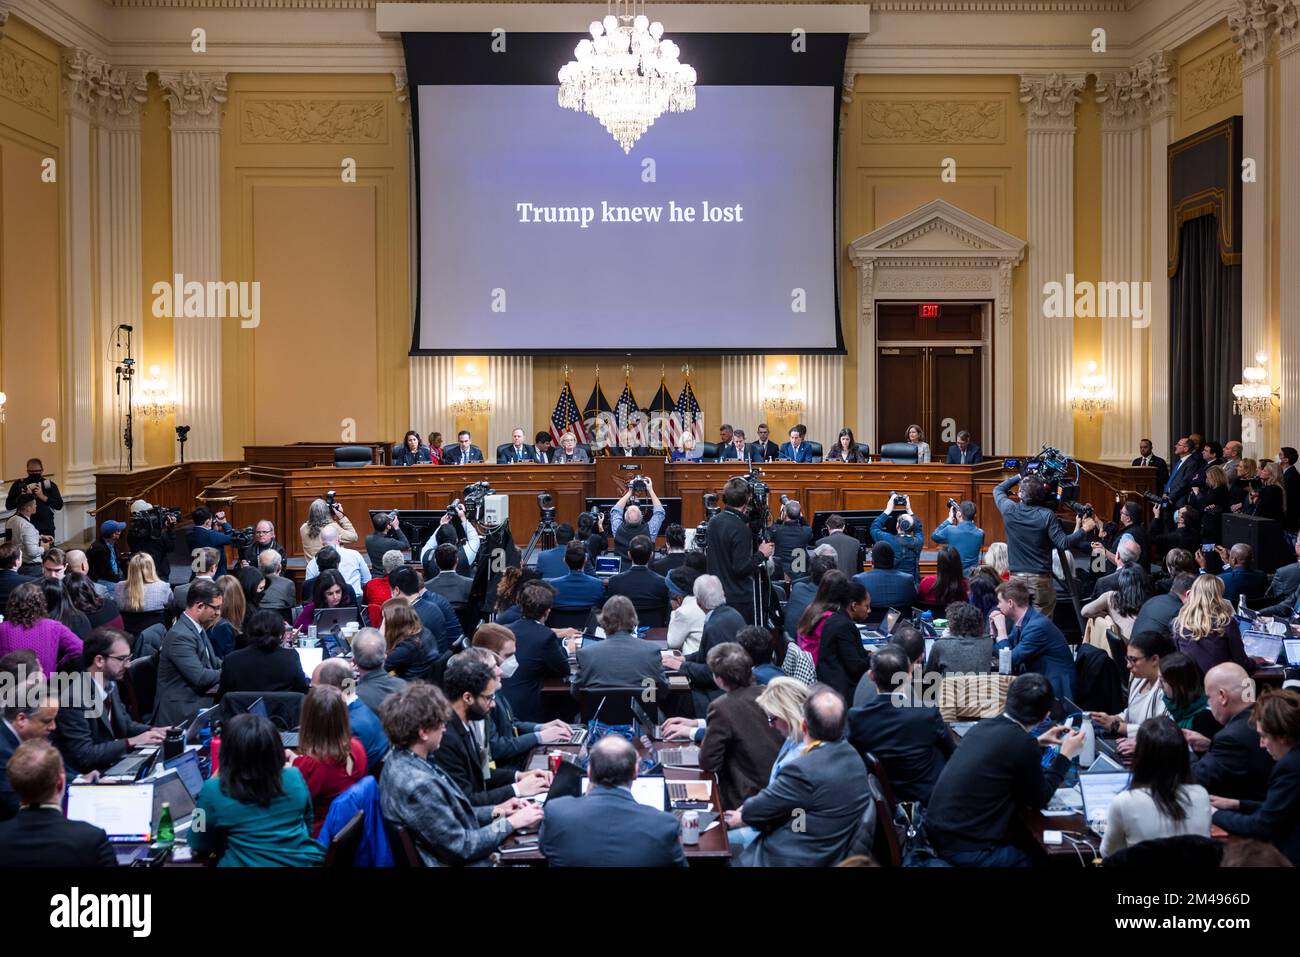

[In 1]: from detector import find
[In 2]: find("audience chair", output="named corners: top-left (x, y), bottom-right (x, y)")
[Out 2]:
top-left (387, 824), bottom-right (424, 868)
top-left (123, 652), bottom-right (160, 723)
top-left (862, 751), bottom-right (900, 816)
top-left (120, 609), bottom-right (167, 638)
top-left (547, 606), bottom-right (594, 630)
top-left (323, 810), bottom-right (366, 868)
top-left (868, 773), bottom-right (903, 867)
top-left (1102, 835), bottom-right (1221, 868)
top-left (220, 691), bottom-right (305, 729)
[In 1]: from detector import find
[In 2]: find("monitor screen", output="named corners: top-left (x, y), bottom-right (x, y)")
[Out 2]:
top-left (66, 783), bottom-right (154, 843)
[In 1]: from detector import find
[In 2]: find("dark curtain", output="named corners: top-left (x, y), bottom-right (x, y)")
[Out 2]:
top-left (1169, 214), bottom-right (1242, 445)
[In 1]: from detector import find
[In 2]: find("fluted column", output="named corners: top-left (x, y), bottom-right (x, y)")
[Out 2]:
top-left (59, 52), bottom-right (100, 536)
top-left (408, 356), bottom-right (456, 438)
top-left (159, 72), bottom-right (227, 462)
top-left (1020, 73), bottom-right (1085, 453)
top-left (95, 64), bottom-right (148, 469)
top-left (798, 355), bottom-right (845, 450)
top-left (1141, 53), bottom-right (1176, 456)
top-left (486, 356), bottom-right (534, 453)
top-left (721, 356), bottom-right (765, 437)
top-left (1276, 7), bottom-right (1300, 446)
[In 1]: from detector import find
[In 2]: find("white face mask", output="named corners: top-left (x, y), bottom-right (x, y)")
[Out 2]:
top-left (500, 655), bottom-right (520, 679)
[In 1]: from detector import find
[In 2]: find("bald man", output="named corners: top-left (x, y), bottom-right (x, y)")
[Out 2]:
top-left (1188, 663), bottom-right (1274, 802)
top-left (1216, 543), bottom-right (1268, 605)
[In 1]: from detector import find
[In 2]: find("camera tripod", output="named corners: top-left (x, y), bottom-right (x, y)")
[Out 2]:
top-left (521, 519), bottom-right (559, 569)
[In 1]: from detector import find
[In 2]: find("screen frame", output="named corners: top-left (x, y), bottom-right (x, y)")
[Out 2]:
top-left (402, 31), bottom-right (849, 357)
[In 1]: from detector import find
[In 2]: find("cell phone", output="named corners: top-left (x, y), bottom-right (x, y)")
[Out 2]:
top-left (1201, 543), bottom-right (1215, 553)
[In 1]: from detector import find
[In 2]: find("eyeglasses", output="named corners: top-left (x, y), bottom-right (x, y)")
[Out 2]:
top-left (477, 692), bottom-right (497, 703)
top-left (1125, 654), bottom-right (1146, 665)
top-left (105, 653), bottom-right (131, 663)
top-left (765, 713), bottom-right (781, 727)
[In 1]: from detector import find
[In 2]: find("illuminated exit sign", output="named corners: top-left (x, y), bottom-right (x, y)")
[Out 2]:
top-left (918, 303), bottom-right (941, 319)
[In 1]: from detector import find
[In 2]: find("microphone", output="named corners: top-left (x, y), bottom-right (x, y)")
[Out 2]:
top-left (118, 324), bottom-right (134, 331)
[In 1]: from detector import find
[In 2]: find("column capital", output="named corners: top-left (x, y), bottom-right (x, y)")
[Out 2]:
top-left (1230, 0), bottom-right (1282, 69)
top-left (1278, 0), bottom-right (1299, 54)
top-left (62, 49), bottom-right (148, 127)
top-left (1096, 71), bottom-right (1146, 131)
top-left (158, 71), bottom-right (228, 131)
top-left (0, 7), bottom-right (10, 41)
top-left (1018, 73), bottom-right (1087, 131)
top-left (62, 48), bottom-right (104, 121)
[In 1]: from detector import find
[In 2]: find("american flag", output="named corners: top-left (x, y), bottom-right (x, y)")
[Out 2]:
top-left (549, 379), bottom-right (585, 444)
top-left (613, 379), bottom-right (640, 438)
top-left (645, 378), bottom-right (677, 449)
top-left (582, 376), bottom-right (613, 449)
top-left (676, 374), bottom-right (703, 442)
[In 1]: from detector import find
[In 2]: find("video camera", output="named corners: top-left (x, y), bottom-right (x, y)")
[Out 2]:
top-left (1022, 446), bottom-right (1087, 510)
top-left (230, 526), bottom-right (256, 550)
top-left (130, 505), bottom-right (180, 537)
top-left (737, 467), bottom-right (771, 543)
top-left (536, 493), bottom-right (557, 523)
top-left (450, 480), bottom-right (495, 524)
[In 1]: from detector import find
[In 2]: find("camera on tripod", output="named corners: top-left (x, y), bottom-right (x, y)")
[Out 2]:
top-left (536, 493), bottom-right (557, 523)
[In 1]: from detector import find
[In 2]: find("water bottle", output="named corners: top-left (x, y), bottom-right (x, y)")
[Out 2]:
top-left (1238, 593), bottom-right (1246, 617)
top-left (157, 802), bottom-right (174, 845)
top-left (998, 646), bottom-right (1012, 675)
top-left (1077, 716), bottom-right (1097, 768)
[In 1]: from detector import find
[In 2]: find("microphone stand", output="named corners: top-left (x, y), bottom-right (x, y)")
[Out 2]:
top-left (113, 326), bottom-right (137, 472)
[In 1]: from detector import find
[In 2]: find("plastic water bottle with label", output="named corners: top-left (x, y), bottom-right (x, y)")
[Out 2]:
top-left (998, 646), bottom-right (1012, 675)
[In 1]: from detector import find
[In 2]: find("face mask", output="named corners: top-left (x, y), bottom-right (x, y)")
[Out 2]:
top-left (500, 655), bottom-right (520, 679)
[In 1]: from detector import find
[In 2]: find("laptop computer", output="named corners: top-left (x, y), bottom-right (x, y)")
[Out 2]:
top-left (294, 647), bottom-right (324, 680)
top-left (1243, 631), bottom-right (1284, 664)
top-left (653, 743), bottom-right (701, 767)
top-left (103, 746), bottom-right (160, 783)
top-left (630, 698), bottom-right (664, 741)
top-left (1079, 769), bottom-right (1131, 828)
top-left (593, 556), bottom-right (621, 579)
top-left (320, 630), bottom-right (352, 659)
top-left (163, 750), bottom-right (205, 799)
top-left (66, 783), bottom-right (155, 865)
top-left (1285, 638), bottom-right (1300, 667)
top-left (249, 697), bottom-right (301, 749)
top-left (313, 606), bottom-right (359, 633)
top-left (184, 704), bottom-right (222, 746)
top-left (151, 769), bottom-right (197, 832)
top-left (861, 607), bottom-right (903, 641)
top-left (543, 759), bottom-right (586, 802)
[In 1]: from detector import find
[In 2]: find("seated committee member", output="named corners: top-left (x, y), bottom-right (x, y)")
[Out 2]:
top-left (0, 741), bottom-right (115, 868)
top-left (574, 596), bottom-right (668, 697)
top-left (443, 430), bottom-right (484, 466)
top-left (497, 428), bottom-right (535, 464)
top-left (779, 425), bottom-right (814, 463)
top-left (670, 430), bottom-right (703, 462)
top-left (378, 683), bottom-right (542, 866)
top-left (218, 609), bottom-right (310, 697)
top-left (847, 644), bottom-right (953, 804)
top-left (1209, 689), bottom-right (1300, 865)
top-left (427, 432), bottom-right (445, 464)
top-left (605, 428), bottom-right (651, 457)
top-left (1100, 717), bottom-right (1212, 859)
top-left (552, 431), bottom-right (591, 463)
top-left (190, 714), bottom-right (325, 867)
top-left (925, 674), bottom-right (1085, 867)
top-left (750, 424), bottom-right (780, 463)
top-left (697, 642), bottom-right (784, 808)
top-left (827, 428), bottom-right (867, 464)
top-left (394, 430), bottom-right (433, 466)
top-left (990, 579), bottom-right (1076, 700)
top-left (533, 432), bottom-right (555, 463)
top-left (725, 685), bottom-right (870, 867)
top-left (946, 430), bottom-right (983, 464)
top-left (153, 580), bottom-right (223, 726)
top-left (52, 628), bottom-right (167, 774)
top-left (540, 735), bottom-right (686, 867)
top-left (719, 428), bottom-right (753, 462)
top-left (904, 424), bottom-right (931, 463)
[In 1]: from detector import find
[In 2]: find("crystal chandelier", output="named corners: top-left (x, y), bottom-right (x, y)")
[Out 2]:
top-left (451, 362), bottom-right (493, 416)
top-left (763, 362), bottom-right (805, 416)
top-left (134, 365), bottom-right (177, 422)
top-left (558, 1), bottom-right (696, 154)
top-left (1232, 351), bottom-right (1278, 418)
top-left (1068, 361), bottom-right (1114, 420)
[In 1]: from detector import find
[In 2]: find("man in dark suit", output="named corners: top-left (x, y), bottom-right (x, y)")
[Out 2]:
top-left (649, 524), bottom-right (688, 578)
top-left (425, 543), bottom-right (475, 608)
top-left (752, 423), bottom-right (781, 463)
top-left (925, 674), bottom-right (1085, 866)
top-left (169, 551), bottom-right (219, 623)
top-left (1189, 662), bottom-right (1275, 802)
top-left (853, 542), bottom-right (917, 612)
top-left (1280, 446), bottom-right (1300, 533)
top-left (572, 596), bottom-right (668, 696)
top-left (256, 550), bottom-right (298, 613)
top-left (52, 630), bottom-right (167, 775)
top-left (1217, 543), bottom-right (1269, 605)
top-left (437, 655), bottom-right (550, 806)
top-left (1261, 537), bottom-right (1300, 615)
top-left (185, 506), bottom-right (233, 579)
top-left (605, 536), bottom-right (670, 627)
top-left (353, 628), bottom-right (408, 715)
top-left (533, 432), bottom-right (555, 463)
top-left (535, 524), bottom-right (576, 579)
top-left (696, 642), bottom-right (783, 809)
top-left (705, 477), bottom-right (776, 625)
top-left (726, 686), bottom-right (870, 866)
top-left (540, 736), bottom-right (686, 867)
top-left (779, 425), bottom-right (815, 463)
top-left (814, 515), bottom-right (862, 578)
top-left (945, 431), bottom-right (983, 465)
top-left (443, 430), bottom-right (485, 466)
top-left (496, 428), bottom-right (535, 464)
top-left (153, 580), bottom-right (223, 726)
top-left (991, 579), bottom-right (1075, 700)
top-left (1163, 436), bottom-right (1197, 509)
top-left (0, 741), bottom-right (115, 867)
top-left (548, 543), bottom-right (606, 610)
top-left (1131, 573), bottom-right (1192, 637)
top-left (364, 511), bottom-right (410, 569)
top-left (768, 500), bottom-right (813, 582)
top-left (1132, 438), bottom-right (1170, 493)
top-left (389, 569), bottom-right (457, 653)
top-left (719, 429), bottom-right (754, 463)
top-left (847, 645), bottom-right (954, 804)
top-left (0, 680), bottom-right (58, 822)
top-left (0, 542), bottom-right (34, 612)
top-left (502, 583), bottom-right (572, 723)
top-left (664, 575), bottom-right (745, 715)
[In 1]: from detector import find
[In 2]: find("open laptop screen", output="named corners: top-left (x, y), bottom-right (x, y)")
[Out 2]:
top-left (66, 783), bottom-right (154, 843)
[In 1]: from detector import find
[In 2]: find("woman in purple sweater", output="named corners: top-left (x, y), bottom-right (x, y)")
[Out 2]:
top-left (0, 582), bottom-right (82, 674)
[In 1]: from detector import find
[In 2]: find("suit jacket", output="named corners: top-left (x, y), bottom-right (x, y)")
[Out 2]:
top-left (779, 441), bottom-right (815, 463)
top-left (153, 614), bottom-right (222, 725)
top-left (740, 740), bottom-right (871, 867)
top-left (0, 569), bottom-right (34, 612)
top-left (816, 610), bottom-right (873, 702)
top-left (752, 439), bottom-right (781, 463)
top-left (1192, 708), bottom-right (1275, 802)
top-left (259, 575), bottom-right (297, 611)
top-left (704, 509), bottom-right (764, 615)
top-left (815, 532), bottom-right (862, 578)
top-left (719, 443), bottom-right (754, 463)
top-left (649, 552), bottom-right (688, 578)
top-left (442, 445), bottom-right (485, 466)
top-left (853, 569), bottom-right (917, 611)
top-left (497, 443), bottom-right (536, 464)
top-left (434, 715), bottom-right (517, 807)
top-left (679, 606), bottom-right (746, 697)
top-left (1266, 561), bottom-right (1300, 605)
top-left (605, 565), bottom-right (670, 624)
top-left (426, 570), bottom-right (475, 607)
top-left (847, 693), bottom-right (953, 803)
top-left (502, 618), bottom-right (571, 723)
top-left (699, 684), bottom-right (784, 809)
top-left (216, 644), bottom-right (310, 698)
top-left (1218, 566), bottom-right (1270, 605)
top-left (535, 544), bottom-right (569, 580)
top-left (1164, 454), bottom-right (1197, 507)
top-left (86, 539), bottom-right (123, 583)
top-left (769, 522), bottom-right (813, 579)
top-left (541, 785), bottom-right (686, 867)
top-left (548, 571), bottom-right (605, 610)
top-left (552, 447), bottom-right (591, 464)
top-left (364, 529), bottom-right (410, 569)
top-left (52, 676), bottom-right (150, 774)
top-left (1131, 592), bottom-right (1184, 638)
top-left (946, 443), bottom-right (984, 465)
top-left (574, 633), bottom-right (668, 696)
top-left (1133, 454), bottom-right (1170, 492)
top-left (0, 807), bottom-right (116, 867)
top-left (605, 446), bottom-right (652, 457)
top-left (0, 723), bottom-right (20, 820)
top-left (185, 525), bottom-right (233, 578)
top-left (356, 669), bottom-right (408, 716)
top-left (1285, 465), bottom-right (1300, 532)
top-left (1000, 606), bottom-right (1075, 700)
top-left (1211, 748), bottom-right (1300, 866)
top-left (170, 577), bottom-right (217, 620)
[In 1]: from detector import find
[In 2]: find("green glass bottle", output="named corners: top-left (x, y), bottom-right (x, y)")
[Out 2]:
top-left (157, 801), bottom-right (174, 845)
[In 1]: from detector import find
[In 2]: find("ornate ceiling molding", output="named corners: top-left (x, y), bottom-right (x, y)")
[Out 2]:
top-left (158, 70), bottom-right (229, 130)
top-left (99, 0), bottom-right (1127, 8)
top-left (1018, 72), bottom-right (1087, 130)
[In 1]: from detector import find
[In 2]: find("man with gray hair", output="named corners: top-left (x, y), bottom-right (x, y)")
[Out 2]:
top-left (540, 736), bottom-right (686, 867)
top-left (352, 627), bottom-right (407, 716)
top-left (572, 595), bottom-right (668, 696)
top-left (307, 524), bottom-right (370, 595)
top-left (664, 575), bottom-right (746, 715)
top-left (257, 548), bottom-right (298, 613)
top-left (769, 499), bottom-right (812, 584)
top-left (610, 477), bottom-right (665, 562)
top-left (1089, 536), bottom-right (1146, 599)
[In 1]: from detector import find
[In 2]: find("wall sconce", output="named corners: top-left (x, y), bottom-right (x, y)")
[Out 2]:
top-left (1068, 361), bottom-right (1114, 419)
top-left (134, 366), bottom-right (177, 422)
top-left (451, 362), bottom-right (493, 416)
top-left (762, 361), bottom-right (804, 416)
top-left (1232, 351), bottom-right (1278, 419)
top-left (0, 390), bottom-right (6, 424)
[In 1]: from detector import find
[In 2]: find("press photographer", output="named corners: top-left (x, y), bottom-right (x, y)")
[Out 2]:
top-left (610, 475), bottom-right (665, 562)
top-left (301, 493), bottom-right (358, 560)
top-left (125, 499), bottom-right (179, 581)
top-left (186, 506), bottom-right (235, 579)
top-left (706, 475), bottom-right (776, 625)
top-left (238, 520), bottom-right (288, 569)
top-left (4, 458), bottom-right (63, 538)
top-left (870, 492), bottom-right (924, 583)
top-left (993, 449), bottom-right (1100, 618)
